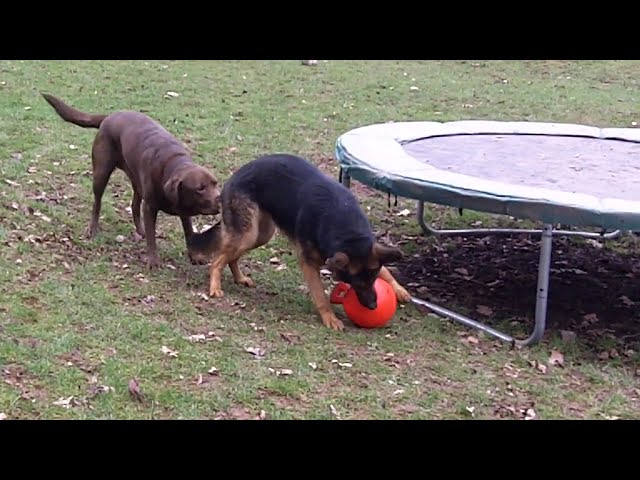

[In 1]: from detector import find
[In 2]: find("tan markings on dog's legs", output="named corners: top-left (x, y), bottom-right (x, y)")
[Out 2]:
top-left (229, 260), bottom-right (255, 288)
top-left (378, 266), bottom-right (411, 303)
top-left (295, 248), bottom-right (344, 331)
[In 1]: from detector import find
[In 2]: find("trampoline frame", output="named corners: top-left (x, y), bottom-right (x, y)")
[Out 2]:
top-left (335, 120), bottom-right (640, 347)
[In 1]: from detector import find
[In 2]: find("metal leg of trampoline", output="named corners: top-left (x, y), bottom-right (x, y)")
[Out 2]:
top-left (339, 168), bottom-right (351, 189)
top-left (410, 224), bottom-right (553, 347)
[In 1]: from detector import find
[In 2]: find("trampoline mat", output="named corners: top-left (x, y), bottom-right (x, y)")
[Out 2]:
top-left (401, 134), bottom-right (640, 202)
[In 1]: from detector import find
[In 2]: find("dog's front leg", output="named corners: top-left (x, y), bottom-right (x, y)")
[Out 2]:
top-left (298, 259), bottom-right (344, 331)
top-left (180, 215), bottom-right (194, 240)
top-left (143, 203), bottom-right (161, 269)
top-left (378, 266), bottom-right (411, 303)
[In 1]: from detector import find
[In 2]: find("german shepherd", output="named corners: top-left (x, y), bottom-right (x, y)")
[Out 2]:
top-left (187, 153), bottom-right (411, 331)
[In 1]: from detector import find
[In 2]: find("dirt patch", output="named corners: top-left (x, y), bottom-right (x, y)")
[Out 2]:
top-left (58, 349), bottom-right (98, 374)
top-left (214, 405), bottom-right (265, 420)
top-left (393, 234), bottom-right (640, 349)
top-left (2, 363), bottom-right (49, 402)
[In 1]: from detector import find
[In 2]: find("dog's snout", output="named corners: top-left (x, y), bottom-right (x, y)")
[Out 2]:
top-left (356, 290), bottom-right (377, 310)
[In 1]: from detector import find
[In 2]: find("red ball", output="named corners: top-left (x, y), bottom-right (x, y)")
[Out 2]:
top-left (330, 278), bottom-right (397, 328)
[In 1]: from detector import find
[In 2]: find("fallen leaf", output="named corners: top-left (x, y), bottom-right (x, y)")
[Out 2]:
top-left (393, 389), bottom-right (405, 395)
top-left (164, 91), bottom-right (180, 98)
top-left (5, 179), bottom-right (20, 187)
top-left (524, 408), bottom-right (537, 420)
top-left (53, 396), bottom-right (75, 409)
top-left (308, 362), bottom-right (317, 370)
top-left (128, 378), bottom-right (144, 402)
top-left (466, 335), bottom-right (479, 345)
top-left (560, 330), bottom-right (577, 343)
top-left (280, 332), bottom-right (300, 344)
top-left (476, 305), bottom-right (493, 316)
top-left (257, 410), bottom-right (267, 420)
top-left (583, 312), bottom-right (599, 323)
top-left (549, 350), bottom-right (565, 367)
top-left (410, 86), bottom-right (419, 91)
top-left (465, 406), bottom-right (476, 416)
top-left (186, 334), bottom-right (206, 343)
top-left (69, 144), bottom-right (77, 150)
top-left (245, 346), bottom-right (265, 358)
top-left (338, 362), bottom-right (353, 368)
top-left (269, 257), bottom-right (281, 264)
top-left (585, 239), bottom-right (603, 249)
top-left (396, 209), bottom-right (411, 217)
top-left (141, 295), bottom-right (156, 306)
top-left (537, 363), bottom-right (548, 374)
top-left (208, 367), bottom-right (219, 375)
top-left (160, 345), bottom-right (179, 357)
top-left (330, 404), bottom-right (341, 419)
top-left (620, 295), bottom-right (635, 306)
top-left (455, 267), bottom-right (469, 276)
top-left (0, 413), bottom-right (6, 420)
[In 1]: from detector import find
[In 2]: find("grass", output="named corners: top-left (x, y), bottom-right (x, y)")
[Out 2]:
top-left (0, 60), bottom-right (639, 420)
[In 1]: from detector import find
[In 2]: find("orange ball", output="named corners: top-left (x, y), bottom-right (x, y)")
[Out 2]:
top-left (330, 278), bottom-right (397, 328)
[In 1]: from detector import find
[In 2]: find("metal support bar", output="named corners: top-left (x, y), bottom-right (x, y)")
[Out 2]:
top-left (410, 297), bottom-right (515, 344)
top-left (416, 201), bottom-right (622, 240)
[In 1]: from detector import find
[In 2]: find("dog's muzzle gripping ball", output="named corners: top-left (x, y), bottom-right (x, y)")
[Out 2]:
top-left (330, 278), bottom-right (397, 328)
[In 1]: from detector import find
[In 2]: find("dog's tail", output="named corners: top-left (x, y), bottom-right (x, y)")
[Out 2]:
top-left (40, 93), bottom-right (108, 129)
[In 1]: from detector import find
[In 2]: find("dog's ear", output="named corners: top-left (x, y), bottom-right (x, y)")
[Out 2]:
top-left (326, 252), bottom-right (350, 271)
top-left (369, 242), bottom-right (403, 267)
top-left (164, 173), bottom-right (184, 206)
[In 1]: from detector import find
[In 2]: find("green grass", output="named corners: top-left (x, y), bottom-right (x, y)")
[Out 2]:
top-left (0, 60), bottom-right (639, 420)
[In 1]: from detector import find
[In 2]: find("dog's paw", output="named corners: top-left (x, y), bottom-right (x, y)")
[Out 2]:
top-left (188, 253), bottom-right (209, 265)
top-left (146, 255), bottom-right (162, 270)
top-left (235, 276), bottom-right (255, 288)
top-left (209, 288), bottom-right (225, 298)
top-left (322, 314), bottom-right (345, 332)
top-left (394, 284), bottom-right (412, 303)
top-left (84, 225), bottom-right (99, 239)
top-left (132, 231), bottom-right (145, 242)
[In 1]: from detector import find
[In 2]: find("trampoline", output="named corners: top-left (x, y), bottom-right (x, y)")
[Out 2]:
top-left (335, 120), bottom-right (640, 346)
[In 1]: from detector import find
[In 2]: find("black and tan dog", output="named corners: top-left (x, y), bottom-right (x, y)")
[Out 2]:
top-left (187, 153), bottom-right (411, 331)
top-left (41, 93), bottom-right (221, 269)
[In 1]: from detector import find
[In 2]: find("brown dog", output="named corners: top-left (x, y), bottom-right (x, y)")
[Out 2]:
top-left (41, 93), bottom-right (221, 269)
top-left (187, 153), bottom-right (411, 331)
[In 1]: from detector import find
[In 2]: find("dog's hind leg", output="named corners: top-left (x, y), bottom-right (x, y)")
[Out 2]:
top-left (131, 190), bottom-right (145, 241)
top-left (85, 132), bottom-right (117, 239)
top-left (209, 206), bottom-right (275, 297)
top-left (228, 212), bottom-right (276, 288)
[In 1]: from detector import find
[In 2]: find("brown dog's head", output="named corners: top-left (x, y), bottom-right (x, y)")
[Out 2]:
top-left (164, 166), bottom-right (221, 216)
top-left (326, 243), bottom-right (403, 310)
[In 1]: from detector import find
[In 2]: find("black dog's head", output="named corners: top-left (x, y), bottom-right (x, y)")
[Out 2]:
top-left (326, 243), bottom-right (403, 310)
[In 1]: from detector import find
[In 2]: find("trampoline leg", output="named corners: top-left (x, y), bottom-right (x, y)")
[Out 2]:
top-left (410, 223), bottom-right (554, 347)
top-left (516, 223), bottom-right (553, 347)
top-left (338, 167), bottom-right (351, 188)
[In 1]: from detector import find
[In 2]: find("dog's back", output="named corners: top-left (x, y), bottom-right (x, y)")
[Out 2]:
top-left (222, 153), bottom-right (374, 257)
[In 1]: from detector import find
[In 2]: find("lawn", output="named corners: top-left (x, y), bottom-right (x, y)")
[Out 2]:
top-left (0, 60), bottom-right (638, 420)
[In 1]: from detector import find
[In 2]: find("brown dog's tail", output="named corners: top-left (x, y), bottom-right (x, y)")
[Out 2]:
top-left (41, 93), bottom-right (108, 129)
